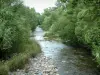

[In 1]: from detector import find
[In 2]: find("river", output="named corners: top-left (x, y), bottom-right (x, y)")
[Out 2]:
top-left (10, 27), bottom-right (100, 75)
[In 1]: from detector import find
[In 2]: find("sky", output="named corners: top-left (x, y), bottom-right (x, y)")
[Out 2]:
top-left (23, 0), bottom-right (57, 13)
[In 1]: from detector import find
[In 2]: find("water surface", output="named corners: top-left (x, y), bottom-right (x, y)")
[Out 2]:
top-left (34, 27), bottom-right (100, 75)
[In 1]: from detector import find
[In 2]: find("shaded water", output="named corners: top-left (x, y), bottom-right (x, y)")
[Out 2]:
top-left (34, 27), bottom-right (100, 75)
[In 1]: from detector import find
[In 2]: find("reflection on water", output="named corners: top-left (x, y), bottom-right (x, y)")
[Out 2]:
top-left (34, 26), bottom-right (100, 75)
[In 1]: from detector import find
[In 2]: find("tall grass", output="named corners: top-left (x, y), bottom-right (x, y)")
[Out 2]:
top-left (0, 39), bottom-right (41, 75)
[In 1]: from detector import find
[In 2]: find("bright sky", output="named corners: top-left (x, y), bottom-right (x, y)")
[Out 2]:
top-left (23, 0), bottom-right (57, 13)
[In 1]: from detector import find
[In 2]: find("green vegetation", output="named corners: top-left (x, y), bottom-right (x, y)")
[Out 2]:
top-left (0, 40), bottom-right (41, 75)
top-left (41, 0), bottom-right (100, 65)
top-left (0, 0), bottom-right (41, 75)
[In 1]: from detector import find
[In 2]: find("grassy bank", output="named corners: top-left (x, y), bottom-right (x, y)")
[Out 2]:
top-left (0, 39), bottom-right (41, 75)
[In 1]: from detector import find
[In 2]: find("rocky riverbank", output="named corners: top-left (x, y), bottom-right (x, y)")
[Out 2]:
top-left (9, 53), bottom-right (59, 75)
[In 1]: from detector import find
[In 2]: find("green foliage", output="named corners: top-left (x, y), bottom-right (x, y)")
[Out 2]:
top-left (42, 16), bottom-right (52, 30)
top-left (0, 39), bottom-right (41, 75)
top-left (41, 0), bottom-right (100, 65)
top-left (7, 40), bottom-right (41, 71)
top-left (41, 8), bottom-right (59, 31)
top-left (0, 0), bottom-right (41, 74)
top-left (0, 0), bottom-right (39, 58)
top-left (84, 27), bottom-right (100, 46)
top-left (0, 64), bottom-right (8, 75)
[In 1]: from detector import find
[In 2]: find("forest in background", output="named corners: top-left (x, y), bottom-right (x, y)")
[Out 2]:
top-left (0, 0), bottom-right (41, 75)
top-left (41, 0), bottom-right (100, 65)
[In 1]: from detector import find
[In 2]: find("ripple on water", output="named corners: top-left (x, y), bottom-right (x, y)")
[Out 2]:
top-left (9, 27), bottom-right (100, 75)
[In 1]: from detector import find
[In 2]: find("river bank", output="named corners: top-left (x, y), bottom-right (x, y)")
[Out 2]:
top-left (9, 27), bottom-right (100, 75)
top-left (0, 36), bottom-right (41, 75)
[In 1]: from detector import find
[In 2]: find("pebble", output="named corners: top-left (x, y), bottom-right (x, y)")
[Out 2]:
top-left (9, 54), bottom-right (59, 75)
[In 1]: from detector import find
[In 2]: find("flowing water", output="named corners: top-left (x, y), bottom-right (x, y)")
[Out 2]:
top-left (34, 27), bottom-right (100, 75)
top-left (10, 27), bottom-right (100, 75)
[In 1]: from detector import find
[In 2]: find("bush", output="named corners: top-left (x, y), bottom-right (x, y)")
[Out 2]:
top-left (41, 0), bottom-right (100, 65)
top-left (0, 0), bottom-right (41, 74)
top-left (0, 39), bottom-right (41, 75)
top-left (0, 64), bottom-right (9, 75)
top-left (0, 0), bottom-right (39, 58)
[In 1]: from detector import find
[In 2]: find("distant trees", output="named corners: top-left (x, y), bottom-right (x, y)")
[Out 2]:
top-left (0, 0), bottom-right (39, 59)
top-left (41, 0), bottom-right (100, 64)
